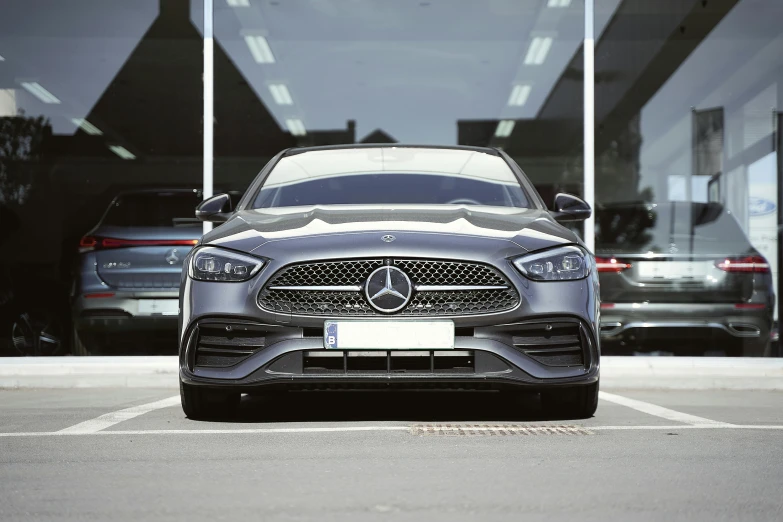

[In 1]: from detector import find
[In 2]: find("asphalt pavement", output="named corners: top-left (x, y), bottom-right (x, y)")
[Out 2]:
top-left (1, 388), bottom-right (782, 521)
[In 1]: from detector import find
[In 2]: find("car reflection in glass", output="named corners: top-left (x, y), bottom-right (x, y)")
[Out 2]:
top-left (596, 201), bottom-right (774, 357)
top-left (70, 189), bottom-right (204, 355)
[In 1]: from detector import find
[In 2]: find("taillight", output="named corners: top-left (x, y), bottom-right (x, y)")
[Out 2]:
top-left (79, 236), bottom-right (98, 253)
top-left (100, 238), bottom-right (198, 248)
top-left (734, 303), bottom-right (766, 310)
top-left (84, 292), bottom-right (116, 299)
top-left (79, 236), bottom-right (197, 252)
top-left (715, 256), bottom-right (770, 273)
top-left (595, 257), bottom-right (632, 273)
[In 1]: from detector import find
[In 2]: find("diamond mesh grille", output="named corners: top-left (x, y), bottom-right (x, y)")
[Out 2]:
top-left (395, 259), bottom-right (507, 286)
top-left (267, 259), bottom-right (383, 287)
top-left (258, 259), bottom-right (519, 317)
top-left (404, 290), bottom-right (518, 316)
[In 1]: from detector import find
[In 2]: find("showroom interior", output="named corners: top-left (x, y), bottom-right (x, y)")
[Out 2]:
top-left (0, 0), bottom-right (781, 356)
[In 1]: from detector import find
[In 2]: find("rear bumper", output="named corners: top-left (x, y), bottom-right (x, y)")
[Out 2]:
top-left (73, 291), bottom-right (179, 332)
top-left (600, 303), bottom-right (772, 345)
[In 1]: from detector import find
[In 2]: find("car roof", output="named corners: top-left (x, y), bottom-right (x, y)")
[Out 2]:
top-left (597, 201), bottom-right (726, 212)
top-left (113, 188), bottom-right (201, 197)
top-left (112, 188), bottom-right (243, 198)
top-left (283, 143), bottom-right (500, 157)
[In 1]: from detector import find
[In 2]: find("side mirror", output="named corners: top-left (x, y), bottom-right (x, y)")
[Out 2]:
top-left (195, 193), bottom-right (233, 223)
top-left (552, 193), bottom-right (591, 223)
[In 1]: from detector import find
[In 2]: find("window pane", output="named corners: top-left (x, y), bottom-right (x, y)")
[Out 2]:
top-left (594, 0), bottom-right (782, 356)
top-left (213, 0), bottom-right (585, 208)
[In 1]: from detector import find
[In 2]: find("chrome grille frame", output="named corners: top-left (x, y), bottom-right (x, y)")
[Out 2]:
top-left (258, 258), bottom-right (519, 317)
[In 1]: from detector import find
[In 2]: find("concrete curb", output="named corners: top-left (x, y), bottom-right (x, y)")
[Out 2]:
top-left (0, 357), bottom-right (179, 389)
top-left (601, 357), bottom-right (783, 390)
top-left (0, 356), bottom-right (782, 390)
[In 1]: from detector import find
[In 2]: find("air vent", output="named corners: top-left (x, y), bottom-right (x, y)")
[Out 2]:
top-left (301, 350), bottom-right (475, 375)
top-left (193, 322), bottom-right (267, 368)
top-left (511, 322), bottom-right (584, 367)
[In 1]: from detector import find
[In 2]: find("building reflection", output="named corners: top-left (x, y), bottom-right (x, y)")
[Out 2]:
top-left (0, 0), bottom-right (781, 355)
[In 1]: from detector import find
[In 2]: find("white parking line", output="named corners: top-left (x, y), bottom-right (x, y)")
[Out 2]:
top-left (56, 396), bottom-right (180, 434)
top-left (599, 391), bottom-right (734, 426)
top-left (2, 424), bottom-right (783, 437)
top-left (4, 391), bottom-right (746, 437)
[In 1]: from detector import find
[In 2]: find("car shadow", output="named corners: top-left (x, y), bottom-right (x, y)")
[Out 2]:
top-left (206, 390), bottom-right (589, 424)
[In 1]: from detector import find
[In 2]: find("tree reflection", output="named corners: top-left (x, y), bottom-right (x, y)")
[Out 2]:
top-left (595, 204), bottom-right (657, 254)
top-left (0, 111), bottom-right (51, 206)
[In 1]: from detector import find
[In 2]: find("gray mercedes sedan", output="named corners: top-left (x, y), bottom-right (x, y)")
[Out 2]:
top-left (179, 145), bottom-right (600, 419)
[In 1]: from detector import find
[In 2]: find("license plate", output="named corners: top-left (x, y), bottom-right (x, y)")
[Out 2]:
top-left (636, 261), bottom-right (710, 280)
top-left (324, 321), bottom-right (454, 350)
top-left (138, 299), bottom-right (179, 316)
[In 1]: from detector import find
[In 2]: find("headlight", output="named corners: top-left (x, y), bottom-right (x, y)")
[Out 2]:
top-left (513, 246), bottom-right (590, 281)
top-left (189, 246), bottom-right (264, 282)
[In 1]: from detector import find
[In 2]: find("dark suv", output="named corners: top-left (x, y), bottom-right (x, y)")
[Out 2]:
top-left (595, 201), bottom-right (774, 356)
top-left (71, 189), bottom-right (204, 355)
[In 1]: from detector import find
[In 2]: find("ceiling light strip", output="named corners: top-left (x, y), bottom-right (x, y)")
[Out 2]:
top-left (507, 84), bottom-right (532, 107)
top-left (245, 35), bottom-right (275, 64)
top-left (109, 145), bottom-right (136, 160)
top-left (524, 37), bottom-right (553, 65)
top-left (286, 118), bottom-right (306, 136)
top-left (20, 82), bottom-right (61, 104)
top-left (269, 84), bottom-right (293, 105)
top-left (71, 118), bottom-right (103, 135)
top-left (494, 120), bottom-right (515, 138)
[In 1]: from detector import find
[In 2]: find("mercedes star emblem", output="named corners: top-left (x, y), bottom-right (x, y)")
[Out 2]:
top-left (381, 235), bottom-right (396, 243)
top-left (365, 266), bottom-right (412, 313)
top-left (165, 248), bottom-right (180, 265)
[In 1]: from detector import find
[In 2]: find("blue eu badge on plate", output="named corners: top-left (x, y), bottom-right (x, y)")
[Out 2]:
top-left (324, 321), bottom-right (338, 349)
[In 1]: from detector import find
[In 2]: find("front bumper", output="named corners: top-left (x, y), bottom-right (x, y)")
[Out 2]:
top-left (179, 316), bottom-right (600, 391)
top-left (179, 245), bottom-right (600, 390)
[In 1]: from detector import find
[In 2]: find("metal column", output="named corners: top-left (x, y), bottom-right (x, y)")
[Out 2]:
top-left (583, 0), bottom-right (595, 252)
top-left (203, 0), bottom-right (214, 234)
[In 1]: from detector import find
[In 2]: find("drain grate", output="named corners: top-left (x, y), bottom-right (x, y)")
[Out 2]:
top-left (410, 424), bottom-right (594, 436)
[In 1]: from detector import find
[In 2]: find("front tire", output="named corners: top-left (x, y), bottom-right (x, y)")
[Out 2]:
top-left (540, 381), bottom-right (599, 419)
top-left (180, 380), bottom-right (241, 420)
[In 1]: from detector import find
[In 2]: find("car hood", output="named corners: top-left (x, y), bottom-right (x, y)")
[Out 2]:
top-left (202, 206), bottom-right (581, 258)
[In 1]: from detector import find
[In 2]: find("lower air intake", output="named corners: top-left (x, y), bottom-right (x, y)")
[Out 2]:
top-left (510, 321), bottom-right (585, 367)
top-left (193, 322), bottom-right (267, 368)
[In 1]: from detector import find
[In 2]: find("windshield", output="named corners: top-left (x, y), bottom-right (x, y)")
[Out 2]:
top-left (595, 202), bottom-right (751, 255)
top-left (251, 148), bottom-right (530, 209)
top-left (102, 191), bottom-right (202, 228)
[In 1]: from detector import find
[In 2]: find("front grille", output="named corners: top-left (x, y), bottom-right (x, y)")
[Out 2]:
top-left (510, 321), bottom-right (585, 367)
top-left (192, 322), bottom-right (267, 368)
top-left (258, 258), bottom-right (519, 317)
top-left (394, 259), bottom-right (508, 286)
top-left (405, 290), bottom-right (518, 316)
top-left (268, 259), bottom-right (383, 287)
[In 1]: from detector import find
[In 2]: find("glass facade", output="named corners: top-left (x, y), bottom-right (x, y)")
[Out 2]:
top-left (1, 0), bottom-right (781, 356)
top-left (212, 0), bottom-right (585, 203)
top-left (593, 0), bottom-right (782, 356)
